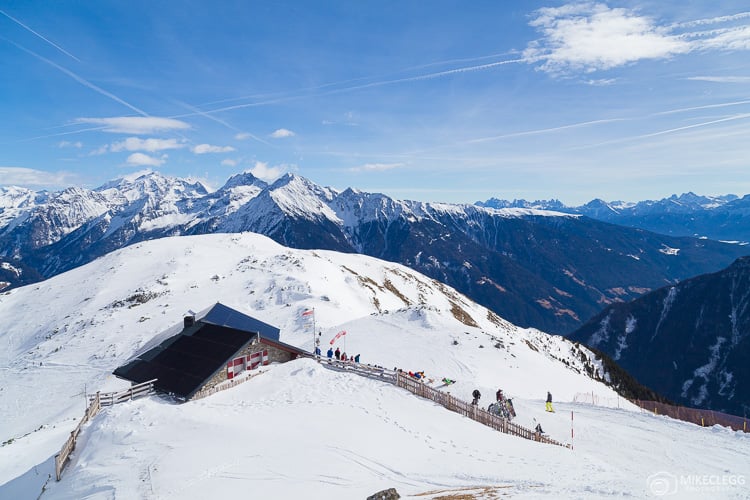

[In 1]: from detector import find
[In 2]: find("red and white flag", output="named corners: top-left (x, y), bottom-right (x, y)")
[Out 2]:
top-left (301, 309), bottom-right (314, 317)
top-left (329, 330), bottom-right (347, 345)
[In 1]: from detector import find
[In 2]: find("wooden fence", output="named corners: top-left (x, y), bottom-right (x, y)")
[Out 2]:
top-left (633, 399), bottom-right (749, 433)
top-left (55, 392), bottom-right (102, 481)
top-left (56, 379), bottom-right (158, 481)
top-left (316, 358), bottom-right (569, 448)
top-left (94, 379), bottom-right (157, 406)
top-left (192, 370), bottom-right (266, 400)
top-left (319, 358), bottom-right (397, 383)
top-left (395, 373), bottom-right (570, 448)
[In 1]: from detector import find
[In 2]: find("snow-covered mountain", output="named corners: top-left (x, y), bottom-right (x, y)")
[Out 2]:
top-left (2, 172), bottom-right (749, 334)
top-left (570, 256), bottom-right (750, 416)
top-left (0, 233), bottom-right (747, 499)
top-left (479, 192), bottom-right (750, 242)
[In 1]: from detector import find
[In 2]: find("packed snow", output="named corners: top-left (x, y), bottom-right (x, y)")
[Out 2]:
top-left (0, 233), bottom-right (747, 499)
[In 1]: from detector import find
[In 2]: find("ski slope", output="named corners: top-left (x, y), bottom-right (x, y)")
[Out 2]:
top-left (0, 233), bottom-right (747, 498)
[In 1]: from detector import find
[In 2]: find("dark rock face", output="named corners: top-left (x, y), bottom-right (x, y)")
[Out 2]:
top-left (569, 257), bottom-right (750, 415)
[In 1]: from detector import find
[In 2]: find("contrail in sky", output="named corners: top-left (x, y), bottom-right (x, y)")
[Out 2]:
top-left (653, 99), bottom-right (750, 116)
top-left (199, 57), bottom-right (528, 116)
top-left (7, 40), bottom-right (148, 117)
top-left (173, 100), bottom-right (272, 146)
top-left (0, 9), bottom-right (80, 62)
top-left (200, 51), bottom-right (521, 108)
top-left (464, 118), bottom-right (627, 145)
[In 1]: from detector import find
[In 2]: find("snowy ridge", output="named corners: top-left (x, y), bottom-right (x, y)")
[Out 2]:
top-left (5, 170), bottom-right (744, 337)
top-left (0, 171), bottom-right (573, 262)
top-left (0, 233), bottom-right (747, 498)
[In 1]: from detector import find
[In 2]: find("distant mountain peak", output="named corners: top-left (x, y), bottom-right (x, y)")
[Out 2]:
top-left (221, 171), bottom-right (267, 190)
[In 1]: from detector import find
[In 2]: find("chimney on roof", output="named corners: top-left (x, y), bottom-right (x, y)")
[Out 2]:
top-left (184, 314), bottom-right (195, 328)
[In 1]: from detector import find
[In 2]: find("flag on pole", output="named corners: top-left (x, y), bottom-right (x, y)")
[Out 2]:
top-left (329, 330), bottom-right (347, 345)
top-left (301, 309), bottom-right (314, 317)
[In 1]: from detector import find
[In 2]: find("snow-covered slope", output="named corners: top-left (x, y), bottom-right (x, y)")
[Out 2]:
top-left (0, 233), bottom-right (747, 498)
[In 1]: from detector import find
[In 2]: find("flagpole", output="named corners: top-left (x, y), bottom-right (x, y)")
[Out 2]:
top-left (312, 307), bottom-right (316, 357)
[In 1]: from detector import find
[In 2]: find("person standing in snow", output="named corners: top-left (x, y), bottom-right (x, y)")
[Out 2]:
top-left (341, 351), bottom-right (347, 362)
top-left (545, 391), bottom-right (554, 412)
top-left (354, 353), bottom-right (360, 363)
top-left (326, 347), bottom-right (333, 359)
top-left (496, 388), bottom-right (504, 402)
top-left (471, 389), bottom-right (481, 406)
top-left (334, 347), bottom-right (341, 360)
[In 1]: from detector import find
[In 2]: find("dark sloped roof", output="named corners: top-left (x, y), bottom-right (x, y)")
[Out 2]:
top-left (114, 323), bottom-right (254, 399)
top-left (200, 302), bottom-right (281, 341)
top-left (114, 319), bottom-right (258, 399)
top-left (113, 303), bottom-right (304, 399)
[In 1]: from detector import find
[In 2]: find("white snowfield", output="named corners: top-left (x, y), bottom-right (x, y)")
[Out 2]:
top-left (0, 233), bottom-right (747, 499)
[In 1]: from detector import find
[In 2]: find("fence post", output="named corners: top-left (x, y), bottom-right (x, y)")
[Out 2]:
top-left (55, 454), bottom-right (61, 481)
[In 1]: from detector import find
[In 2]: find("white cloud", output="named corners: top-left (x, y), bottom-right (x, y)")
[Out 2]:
top-left (524, 3), bottom-right (690, 74)
top-left (234, 132), bottom-right (252, 140)
top-left (221, 159), bottom-right (238, 167)
top-left (348, 162), bottom-right (404, 173)
top-left (270, 128), bottom-right (295, 138)
top-left (0, 166), bottom-right (75, 187)
top-left (248, 161), bottom-right (288, 182)
top-left (109, 137), bottom-right (186, 153)
top-left (671, 12), bottom-right (750, 29)
top-left (584, 78), bottom-right (617, 86)
top-left (688, 76), bottom-right (750, 83)
top-left (691, 25), bottom-right (750, 51)
top-left (126, 153), bottom-right (166, 167)
top-left (58, 140), bottom-right (83, 148)
top-left (191, 144), bottom-right (236, 154)
top-left (75, 117), bottom-right (190, 134)
top-left (524, 4), bottom-right (750, 76)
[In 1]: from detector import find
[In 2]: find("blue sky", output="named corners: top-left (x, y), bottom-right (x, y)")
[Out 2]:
top-left (2, 1), bottom-right (750, 205)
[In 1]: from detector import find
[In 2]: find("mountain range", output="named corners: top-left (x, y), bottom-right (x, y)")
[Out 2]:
top-left (569, 256), bottom-right (750, 416)
top-left (2, 171), bottom-right (749, 335)
top-left (478, 192), bottom-right (750, 242)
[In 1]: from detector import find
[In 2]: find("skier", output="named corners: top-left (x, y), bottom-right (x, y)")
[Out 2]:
top-left (545, 391), bottom-right (554, 412)
top-left (471, 389), bottom-right (481, 406)
top-left (505, 397), bottom-right (516, 418)
top-left (496, 388), bottom-right (504, 402)
top-left (441, 377), bottom-right (455, 385)
top-left (354, 353), bottom-right (360, 363)
top-left (314, 346), bottom-right (321, 357)
top-left (326, 347), bottom-right (333, 359)
top-left (334, 347), bottom-right (341, 360)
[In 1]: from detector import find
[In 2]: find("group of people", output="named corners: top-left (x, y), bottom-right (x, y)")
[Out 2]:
top-left (393, 368), bottom-right (435, 384)
top-left (469, 388), bottom-right (554, 414)
top-left (326, 347), bottom-right (360, 363)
